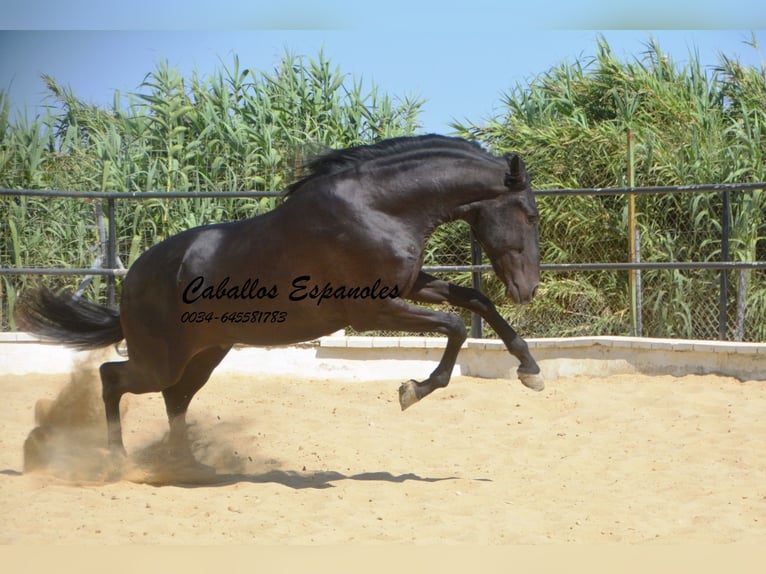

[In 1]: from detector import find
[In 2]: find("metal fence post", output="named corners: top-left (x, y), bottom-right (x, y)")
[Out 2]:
top-left (719, 190), bottom-right (731, 340)
top-left (469, 231), bottom-right (483, 338)
top-left (106, 197), bottom-right (117, 308)
top-left (627, 129), bottom-right (642, 336)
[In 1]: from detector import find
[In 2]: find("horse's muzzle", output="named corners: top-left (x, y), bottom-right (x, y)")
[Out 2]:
top-left (505, 281), bottom-right (538, 305)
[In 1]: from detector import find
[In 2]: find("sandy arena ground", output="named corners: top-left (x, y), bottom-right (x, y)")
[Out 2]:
top-left (1, 351), bottom-right (765, 545)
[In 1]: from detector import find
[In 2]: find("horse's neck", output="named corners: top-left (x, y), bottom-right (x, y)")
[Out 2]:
top-left (369, 157), bottom-right (506, 222)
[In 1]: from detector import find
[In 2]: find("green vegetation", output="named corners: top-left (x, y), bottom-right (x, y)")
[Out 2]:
top-left (453, 36), bottom-right (766, 340)
top-left (0, 52), bottom-right (423, 328)
top-left (2, 38), bottom-right (765, 340)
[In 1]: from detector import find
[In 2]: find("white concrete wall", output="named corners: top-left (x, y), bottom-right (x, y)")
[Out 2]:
top-left (2, 332), bottom-right (765, 382)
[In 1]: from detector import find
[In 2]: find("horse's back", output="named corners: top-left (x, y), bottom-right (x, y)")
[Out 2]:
top-left (116, 174), bottom-right (425, 354)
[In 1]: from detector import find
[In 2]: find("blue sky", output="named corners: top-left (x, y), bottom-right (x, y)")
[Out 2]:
top-left (1, 2), bottom-right (765, 134)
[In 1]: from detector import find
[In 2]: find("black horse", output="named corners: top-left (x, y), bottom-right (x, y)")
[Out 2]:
top-left (17, 135), bottom-right (544, 456)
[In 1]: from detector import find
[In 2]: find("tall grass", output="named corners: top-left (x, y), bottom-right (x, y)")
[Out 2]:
top-left (2, 41), bottom-right (765, 340)
top-left (453, 35), bottom-right (766, 340)
top-left (0, 52), bottom-right (423, 329)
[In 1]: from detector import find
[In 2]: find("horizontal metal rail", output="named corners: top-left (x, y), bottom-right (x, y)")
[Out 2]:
top-left (5, 262), bottom-right (765, 277)
top-left (0, 189), bottom-right (282, 199)
top-left (424, 261), bottom-right (766, 273)
top-left (0, 268), bottom-right (129, 276)
top-left (4, 182), bottom-right (764, 200)
top-left (535, 182), bottom-right (766, 196)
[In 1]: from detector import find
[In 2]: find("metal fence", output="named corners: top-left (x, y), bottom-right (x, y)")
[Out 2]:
top-left (2, 183), bottom-right (766, 341)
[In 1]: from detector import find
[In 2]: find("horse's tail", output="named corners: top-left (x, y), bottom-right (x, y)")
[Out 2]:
top-left (15, 288), bottom-right (124, 350)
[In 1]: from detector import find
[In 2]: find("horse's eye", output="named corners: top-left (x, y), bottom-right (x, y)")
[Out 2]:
top-left (526, 214), bottom-right (539, 225)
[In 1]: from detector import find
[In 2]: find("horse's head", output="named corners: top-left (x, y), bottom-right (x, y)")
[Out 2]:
top-left (466, 154), bottom-right (540, 304)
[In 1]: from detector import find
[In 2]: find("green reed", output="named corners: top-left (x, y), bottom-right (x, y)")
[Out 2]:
top-left (454, 35), bottom-right (766, 340)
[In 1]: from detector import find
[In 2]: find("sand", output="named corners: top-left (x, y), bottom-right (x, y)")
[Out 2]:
top-left (1, 352), bottom-right (765, 545)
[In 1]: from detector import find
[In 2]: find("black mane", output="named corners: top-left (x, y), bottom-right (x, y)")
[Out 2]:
top-left (284, 134), bottom-right (492, 196)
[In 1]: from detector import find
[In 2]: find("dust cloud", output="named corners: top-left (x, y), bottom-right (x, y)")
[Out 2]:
top-left (22, 351), bottom-right (261, 485)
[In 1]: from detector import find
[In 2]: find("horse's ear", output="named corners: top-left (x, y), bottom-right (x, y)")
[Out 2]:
top-left (504, 153), bottom-right (528, 190)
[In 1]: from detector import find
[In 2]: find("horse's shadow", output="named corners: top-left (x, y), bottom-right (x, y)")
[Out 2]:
top-left (4, 465), bottom-right (491, 489)
top-left (144, 469), bottom-right (487, 489)
top-left (15, 425), bottom-right (490, 488)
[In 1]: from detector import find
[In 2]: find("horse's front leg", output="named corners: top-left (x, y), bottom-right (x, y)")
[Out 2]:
top-left (350, 299), bottom-right (466, 410)
top-left (409, 272), bottom-right (544, 391)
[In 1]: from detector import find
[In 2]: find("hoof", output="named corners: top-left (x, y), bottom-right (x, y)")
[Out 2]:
top-left (518, 371), bottom-right (545, 391)
top-left (399, 380), bottom-right (420, 411)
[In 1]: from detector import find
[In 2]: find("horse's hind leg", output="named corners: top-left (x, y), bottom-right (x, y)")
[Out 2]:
top-left (100, 351), bottom-right (191, 454)
top-left (99, 360), bottom-right (143, 454)
top-left (161, 346), bottom-right (231, 452)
